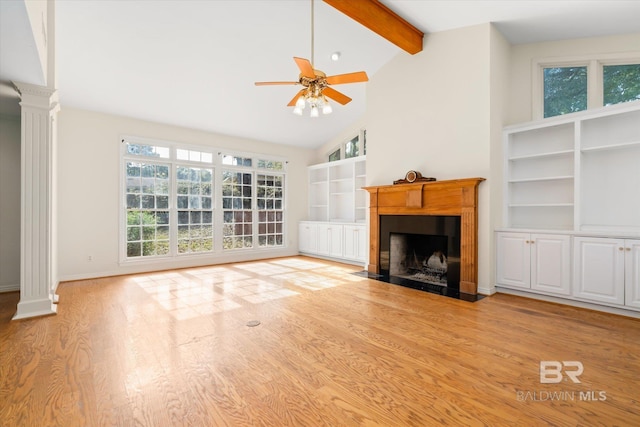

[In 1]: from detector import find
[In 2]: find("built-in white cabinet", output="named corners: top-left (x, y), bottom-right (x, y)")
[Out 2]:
top-left (625, 240), bottom-right (640, 309)
top-left (573, 237), bottom-right (625, 305)
top-left (496, 232), bottom-right (571, 296)
top-left (573, 237), bottom-right (640, 307)
top-left (299, 221), bottom-right (366, 264)
top-left (298, 222), bottom-right (317, 254)
top-left (343, 224), bottom-right (367, 262)
top-left (317, 223), bottom-right (344, 258)
top-left (301, 156), bottom-right (367, 265)
top-left (498, 101), bottom-right (640, 316)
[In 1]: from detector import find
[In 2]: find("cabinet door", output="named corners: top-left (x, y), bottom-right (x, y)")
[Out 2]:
top-left (573, 237), bottom-right (625, 305)
top-left (496, 232), bottom-right (531, 289)
top-left (625, 239), bottom-right (640, 308)
top-left (298, 222), bottom-right (317, 254)
top-left (530, 234), bottom-right (571, 295)
top-left (317, 224), bottom-right (343, 258)
top-left (343, 225), bottom-right (366, 262)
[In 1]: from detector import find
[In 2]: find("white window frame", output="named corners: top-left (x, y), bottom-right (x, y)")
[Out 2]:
top-left (532, 51), bottom-right (640, 120)
top-left (119, 136), bottom-right (288, 264)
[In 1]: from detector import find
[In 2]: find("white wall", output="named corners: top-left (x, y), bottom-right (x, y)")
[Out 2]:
top-left (508, 32), bottom-right (640, 125)
top-left (0, 115), bottom-right (21, 291)
top-left (365, 23), bottom-right (502, 294)
top-left (56, 107), bottom-right (315, 281)
top-left (23, 0), bottom-right (48, 85)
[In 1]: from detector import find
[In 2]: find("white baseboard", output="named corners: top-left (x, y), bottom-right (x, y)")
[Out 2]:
top-left (0, 283), bottom-right (19, 293)
top-left (496, 286), bottom-right (640, 319)
top-left (477, 285), bottom-right (496, 295)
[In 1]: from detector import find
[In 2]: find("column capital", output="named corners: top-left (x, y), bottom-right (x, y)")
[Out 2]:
top-left (12, 81), bottom-right (59, 111)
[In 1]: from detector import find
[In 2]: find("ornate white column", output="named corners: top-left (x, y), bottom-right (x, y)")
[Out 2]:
top-left (12, 82), bottom-right (59, 320)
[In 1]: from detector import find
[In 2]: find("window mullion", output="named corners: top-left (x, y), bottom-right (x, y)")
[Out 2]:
top-left (169, 163), bottom-right (178, 257)
top-left (588, 59), bottom-right (602, 109)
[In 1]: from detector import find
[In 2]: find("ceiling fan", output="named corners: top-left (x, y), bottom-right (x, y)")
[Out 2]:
top-left (254, 0), bottom-right (369, 117)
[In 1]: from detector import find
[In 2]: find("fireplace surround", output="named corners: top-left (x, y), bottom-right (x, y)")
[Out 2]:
top-left (364, 178), bottom-right (484, 295)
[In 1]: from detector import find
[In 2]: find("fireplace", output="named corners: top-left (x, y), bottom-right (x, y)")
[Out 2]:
top-left (381, 215), bottom-right (461, 291)
top-left (364, 178), bottom-right (484, 296)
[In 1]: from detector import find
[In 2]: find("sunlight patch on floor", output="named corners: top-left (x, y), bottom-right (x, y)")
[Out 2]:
top-left (130, 258), bottom-right (363, 321)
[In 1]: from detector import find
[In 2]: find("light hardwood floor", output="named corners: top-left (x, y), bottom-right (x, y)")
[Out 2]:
top-left (1, 256), bottom-right (639, 426)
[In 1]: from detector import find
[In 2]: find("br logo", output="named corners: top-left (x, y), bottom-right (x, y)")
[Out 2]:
top-left (540, 361), bottom-right (583, 383)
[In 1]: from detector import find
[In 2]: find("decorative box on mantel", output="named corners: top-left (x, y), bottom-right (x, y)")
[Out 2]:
top-left (363, 178), bottom-right (485, 295)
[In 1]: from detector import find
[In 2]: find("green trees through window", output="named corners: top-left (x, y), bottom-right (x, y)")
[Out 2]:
top-left (123, 141), bottom-right (286, 259)
top-left (543, 62), bottom-right (640, 118)
top-left (603, 64), bottom-right (640, 106)
top-left (543, 66), bottom-right (588, 118)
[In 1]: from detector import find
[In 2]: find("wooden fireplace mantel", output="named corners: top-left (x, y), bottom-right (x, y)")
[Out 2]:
top-left (363, 178), bottom-right (485, 295)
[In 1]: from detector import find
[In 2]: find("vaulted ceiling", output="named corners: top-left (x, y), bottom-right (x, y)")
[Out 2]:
top-left (2, 1), bottom-right (639, 149)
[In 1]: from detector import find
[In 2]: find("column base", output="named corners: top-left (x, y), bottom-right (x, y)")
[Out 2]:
top-left (13, 299), bottom-right (57, 320)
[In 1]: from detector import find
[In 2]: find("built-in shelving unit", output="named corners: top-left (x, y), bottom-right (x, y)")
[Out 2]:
top-left (307, 156), bottom-right (367, 223)
top-left (498, 101), bottom-right (640, 317)
top-left (301, 156), bottom-right (367, 265)
top-left (503, 101), bottom-right (640, 232)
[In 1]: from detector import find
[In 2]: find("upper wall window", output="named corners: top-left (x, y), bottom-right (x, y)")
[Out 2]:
top-left (535, 54), bottom-right (640, 119)
top-left (543, 66), bottom-right (587, 118)
top-left (603, 64), bottom-right (640, 106)
top-left (327, 129), bottom-right (366, 162)
top-left (328, 148), bottom-right (341, 162)
top-left (345, 135), bottom-right (359, 159)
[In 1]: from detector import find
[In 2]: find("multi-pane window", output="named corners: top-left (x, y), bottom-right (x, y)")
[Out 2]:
top-left (123, 140), bottom-right (287, 260)
top-left (126, 161), bottom-right (170, 257)
top-left (257, 174), bottom-right (284, 247)
top-left (222, 171), bottom-right (253, 250)
top-left (538, 57), bottom-right (640, 119)
top-left (177, 166), bottom-right (213, 253)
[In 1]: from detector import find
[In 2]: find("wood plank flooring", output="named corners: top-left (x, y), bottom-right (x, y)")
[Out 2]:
top-left (1, 256), bottom-right (639, 426)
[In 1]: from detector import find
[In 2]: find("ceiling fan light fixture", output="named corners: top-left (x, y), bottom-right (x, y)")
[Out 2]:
top-left (322, 100), bottom-right (332, 115)
top-left (310, 105), bottom-right (319, 118)
top-left (295, 96), bottom-right (306, 109)
top-left (293, 106), bottom-right (303, 116)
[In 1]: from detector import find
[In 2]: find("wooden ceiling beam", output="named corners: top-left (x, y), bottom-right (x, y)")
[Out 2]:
top-left (323, 0), bottom-right (424, 55)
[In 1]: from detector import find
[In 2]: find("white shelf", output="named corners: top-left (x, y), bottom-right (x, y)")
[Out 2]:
top-left (508, 175), bottom-right (573, 183)
top-left (581, 140), bottom-right (640, 153)
top-left (509, 203), bottom-right (574, 208)
top-left (509, 149), bottom-right (574, 161)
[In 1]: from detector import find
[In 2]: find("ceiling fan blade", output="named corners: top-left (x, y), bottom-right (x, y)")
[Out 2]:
top-left (287, 89), bottom-right (306, 107)
top-left (255, 81), bottom-right (300, 86)
top-left (294, 57), bottom-right (316, 78)
top-left (323, 87), bottom-right (352, 105)
top-left (325, 71), bottom-right (369, 85)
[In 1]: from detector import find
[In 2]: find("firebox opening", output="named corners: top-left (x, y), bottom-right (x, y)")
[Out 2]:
top-left (373, 214), bottom-right (482, 300)
top-left (389, 233), bottom-right (459, 288)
